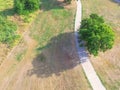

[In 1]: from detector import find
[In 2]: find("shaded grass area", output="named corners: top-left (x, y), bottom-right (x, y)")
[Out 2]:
top-left (0, 0), bottom-right (15, 17)
top-left (40, 0), bottom-right (64, 11)
top-left (0, 8), bottom-right (14, 17)
top-left (81, 0), bottom-right (120, 90)
top-left (31, 5), bottom-right (72, 52)
top-left (0, 0), bottom-right (13, 12)
top-left (29, 0), bottom-right (91, 89)
top-left (27, 32), bottom-right (91, 90)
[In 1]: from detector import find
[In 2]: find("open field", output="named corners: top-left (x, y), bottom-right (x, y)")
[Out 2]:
top-left (81, 0), bottom-right (120, 90)
top-left (0, 0), bottom-right (91, 90)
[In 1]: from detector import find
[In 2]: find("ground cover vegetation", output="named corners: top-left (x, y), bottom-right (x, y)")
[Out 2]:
top-left (0, 16), bottom-right (20, 47)
top-left (64, 0), bottom-right (72, 4)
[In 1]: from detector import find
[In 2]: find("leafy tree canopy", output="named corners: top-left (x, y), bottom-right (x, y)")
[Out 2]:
top-left (79, 14), bottom-right (115, 56)
top-left (14, 0), bottom-right (40, 15)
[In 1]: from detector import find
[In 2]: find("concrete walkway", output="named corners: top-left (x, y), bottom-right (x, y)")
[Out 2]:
top-left (74, 0), bottom-right (106, 90)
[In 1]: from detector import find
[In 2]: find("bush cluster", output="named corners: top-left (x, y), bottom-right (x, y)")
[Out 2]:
top-left (0, 16), bottom-right (20, 47)
top-left (79, 14), bottom-right (115, 56)
top-left (14, 0), bottom-right (40, 15)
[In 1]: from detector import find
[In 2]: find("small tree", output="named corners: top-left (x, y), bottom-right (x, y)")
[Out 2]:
top-left (79, 14), bottom-right (115, 56)
top-left (14, 0), bottom-right (40, 15)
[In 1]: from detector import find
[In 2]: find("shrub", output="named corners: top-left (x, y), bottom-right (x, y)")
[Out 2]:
top-left (0, 16), bottom-right (20, 47)
top-left (14, 0), bottom-right (40, 15)
top-left (79, 14), bottom-right (115, 56)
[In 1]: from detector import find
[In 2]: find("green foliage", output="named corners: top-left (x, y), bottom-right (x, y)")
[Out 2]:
top-left (14, 0), bottom-right (40, 15)
top-left (79, 14), bottom-right (115, 56)
top-left (0, 16), bottom-right (20, 47)
top-left (16, 49), bottom-right (27, 61)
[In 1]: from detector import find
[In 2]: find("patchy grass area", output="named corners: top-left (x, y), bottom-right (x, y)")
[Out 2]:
top-left (29, 0), bottom-right (91, 89)
top-left (0, 0), bottom-right (14, 65)
top-left (0, 0), bottom-right (91, 90)
top-left (81, 0), bottom-right (120, 89)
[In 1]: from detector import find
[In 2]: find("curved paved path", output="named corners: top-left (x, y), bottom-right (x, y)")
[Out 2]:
top-left (74, 0), bottom-right (106, 90)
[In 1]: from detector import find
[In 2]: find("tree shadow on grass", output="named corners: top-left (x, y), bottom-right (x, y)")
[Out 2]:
top-left (27, 32), bottom-right (81, 78)
top-left (0, 8), bottom-right (15, 17)
top-left (40, 0), bottom-right (66, 11)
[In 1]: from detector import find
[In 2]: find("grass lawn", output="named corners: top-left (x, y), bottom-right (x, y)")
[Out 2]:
top-left (81, 0), bottom-right (120, 90)
top-left (0, 0), bottom-right (13, 11)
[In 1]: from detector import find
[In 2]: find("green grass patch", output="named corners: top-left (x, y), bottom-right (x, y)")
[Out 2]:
top-left (0, 0), bottom-right (13, 11)
top-left (15, 49), bottom-right (27, 61)
top-left (30, 7), bottom-right (73, 53)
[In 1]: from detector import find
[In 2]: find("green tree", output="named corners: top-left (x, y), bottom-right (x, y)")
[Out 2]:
top-left (14, 0), bottom-right (40, 15)
top-left (79, 14), bottom-right (115, 56)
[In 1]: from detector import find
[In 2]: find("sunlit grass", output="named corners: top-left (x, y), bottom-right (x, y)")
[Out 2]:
top-left (31, 8), bottom-right (73, 53)
top-left (0, 0), bottom-right (13, 11)
top-left (81, 0), bottom-right (120, 89)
